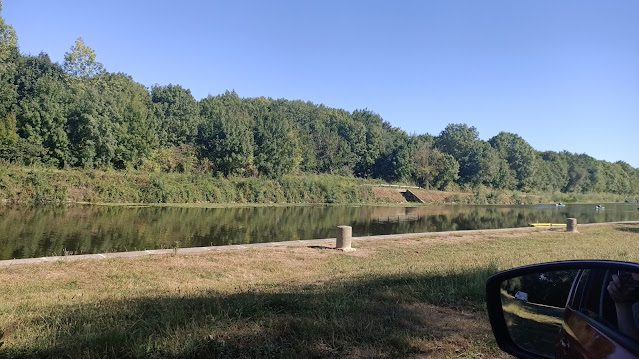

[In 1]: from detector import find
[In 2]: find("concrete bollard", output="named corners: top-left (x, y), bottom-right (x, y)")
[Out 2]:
top-left (566, 218), bottom-right (578, 233)
top-left (336, 225), bottom-right (355, 251)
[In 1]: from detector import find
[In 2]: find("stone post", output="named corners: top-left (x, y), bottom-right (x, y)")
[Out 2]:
top-left (336, 225), bottom-right (354, 251)
top-left (566, 218), bottom-right (578, 233)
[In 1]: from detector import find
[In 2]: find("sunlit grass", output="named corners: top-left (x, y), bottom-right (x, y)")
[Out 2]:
top-left (0, 223), bottom-right (637, 358)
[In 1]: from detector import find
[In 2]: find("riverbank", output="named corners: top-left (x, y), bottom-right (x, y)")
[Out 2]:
top-left (1, 223), bottom-right (637, 358)
top-left (0, 165), bottom-right (634, 206)
top-left (0, 165), bottom-right (382, 205)
top-left (0, 225), bottom-right (550, 267)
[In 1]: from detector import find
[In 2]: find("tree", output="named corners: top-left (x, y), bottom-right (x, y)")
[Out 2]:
top-left (471, 142), bottom-right (502, 187)
top-left (0, 0), bottom-right (18, 139)
top-left (600, 161), bottom-right (631, 194)
top-left (373, 143), bottom-right (413, 182)
top-left (564, 153), bottom-right (599, 193)
top-left (490, 156), bottom-right (517, 190)
top-left (431, 151), bottom-right (460, 189)
top-left (352, 109), bottom-right (387, 177)
top-left (197, 91), bottom-right (255, 176)
top-left (534, 151), bottom-right (569, 192)
top-left (151, 84), bottom-right (201, 147)
top-left (435, 124), bottom-right (497, 186)
top-left (0, 111), bottom-right (18, 161)
top-left (411, 138), bottom-right (459, 190)
top-left (371, 128), bottom-right (414, 182)
top-left (15, 54), bottom-right (70, 166)
top-left (1, 3), bottom-right (638, 194)
top-left (489, 132), bottom-right (539, 191)
top-left (67, 73), bottom-right (156, 168)
top-left (313, 107), bottom-right (360, 175)
top-left (63, 37), bottom-right (104, 77)
top-left (253, 105), bottom-right (301, 178)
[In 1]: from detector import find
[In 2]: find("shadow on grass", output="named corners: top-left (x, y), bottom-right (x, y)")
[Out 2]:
top-left (307, 245), bottom-right (335, 250)
top-left (3, 265), bottom-right (500, 359)
top-left (616, 224), bottom-right (639, 234)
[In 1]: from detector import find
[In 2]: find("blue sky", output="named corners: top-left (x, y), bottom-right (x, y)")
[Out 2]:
top-left (4, 0), bottom-right (638, 167)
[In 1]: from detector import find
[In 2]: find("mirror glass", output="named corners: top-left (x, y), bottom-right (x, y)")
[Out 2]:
top-left (500, 270), bottom-right (578, 358)
top-left (500, 268), bottom-right (639, 358)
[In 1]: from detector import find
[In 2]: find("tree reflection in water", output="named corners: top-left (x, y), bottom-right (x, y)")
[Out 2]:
top-left (0, 203), bottom-right (637, 260)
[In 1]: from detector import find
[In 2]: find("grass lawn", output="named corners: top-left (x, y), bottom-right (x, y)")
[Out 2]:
top-left (1, 223), bottom-right (638, 358)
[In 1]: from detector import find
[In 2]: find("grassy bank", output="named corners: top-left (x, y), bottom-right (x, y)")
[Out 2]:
top-left (0, 165), bottom-right (384, 205)
top-left (1, 165), bottom-right (634, 207)
top-left (0, 223), bottom-right (637, 358)
top-left (457, 187), bottom-right (638, 205)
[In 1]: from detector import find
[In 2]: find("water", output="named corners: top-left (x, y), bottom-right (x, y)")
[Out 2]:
top-left (0, 203), bottom-right (637, 260)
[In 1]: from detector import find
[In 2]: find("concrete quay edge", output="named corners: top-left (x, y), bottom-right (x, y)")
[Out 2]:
top-left (1, 221), bottom-right (637, 268)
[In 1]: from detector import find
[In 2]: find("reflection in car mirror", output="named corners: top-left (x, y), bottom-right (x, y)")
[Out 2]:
top-left (486, 261), bottom-right (639, 359)
top-left (500, 270), bottom-right (578, 358)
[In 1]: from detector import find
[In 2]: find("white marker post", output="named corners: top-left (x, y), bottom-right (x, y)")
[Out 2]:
top-left (336, 225), bottom-right (355, 251)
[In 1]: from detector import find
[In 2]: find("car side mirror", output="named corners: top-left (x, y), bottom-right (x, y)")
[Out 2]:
top-left (486, 260), bottom-right (639, 359)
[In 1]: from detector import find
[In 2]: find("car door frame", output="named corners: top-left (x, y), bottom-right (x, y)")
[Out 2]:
top-left (558, 268), bottom-right (639, 358)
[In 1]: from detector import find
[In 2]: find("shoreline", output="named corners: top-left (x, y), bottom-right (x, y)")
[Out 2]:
top-left (3, 220), bottom-right (638, 268)
top-left (0, 198), bottom-right (639, 209)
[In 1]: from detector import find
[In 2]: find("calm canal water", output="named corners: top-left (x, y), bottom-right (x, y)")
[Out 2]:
top-left (1, 203), bottom-right (638, 260)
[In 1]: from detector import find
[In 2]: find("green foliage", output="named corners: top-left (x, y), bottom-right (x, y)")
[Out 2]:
top-left (0, 3), bottom-right (18, 147)
top-left (246, 98), bottom-right (302, 178)
top-left (138, 145), bottom-right (208, 173)
top-left (285, 102), bottom-right (363, 176)
top-left (63, 37), bottom-right (105, 77)
top-left (564, 153), bottom-right (602, 193)
top-left (252, 102), bottom-right (301, 178)
top-left (198, 91), bottom-right (255, 176)
top-left (374, 142), bottom-right (413, 182)
top-left (0, 12), bottom-right (637, 198)
top-left (0, 166), bottom-right (381, 205)
top-left (369, 126), bottom-right (413, 182)
top-left (26, 170), bottom-right (67, 204)
top-left (352, 110), bottom-right (386, 177)
top-left (411, 138), bottom-right (459, 190)
top-left (471, 142), bottom-right (502, 187)
top-left (489, 132), bottom-right (539, 191)
top-left (434, 124), bottom-right (494, 185)
top-left (0, 136), bottom-right (46, 165)
top-left (0, 111), bottom-right (17, 145)
top-left (15, 54), bottom-right (70, 166)
top-left (534, 151), bottom-right (569, 192)
top-left (151, 84), bottom-right (201, 147)
top-left (67, 73), bottom-right (157, 169)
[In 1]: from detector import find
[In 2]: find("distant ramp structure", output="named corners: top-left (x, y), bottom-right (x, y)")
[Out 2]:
top-left (400, 189), bottom-right (425, 203)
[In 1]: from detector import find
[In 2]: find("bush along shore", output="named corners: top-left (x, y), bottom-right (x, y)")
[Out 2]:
top-left (0, 165), bottom-right (635, 207)
top-left (0, 165), bottom-right (387, 205)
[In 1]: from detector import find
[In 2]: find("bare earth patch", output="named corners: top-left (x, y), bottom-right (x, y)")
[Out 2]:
top-left (372, 187), bottom-right (408, 203)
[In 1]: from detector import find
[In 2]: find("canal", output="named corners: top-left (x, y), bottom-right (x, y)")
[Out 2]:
top-left (1, 203), bottom-right (637, 260)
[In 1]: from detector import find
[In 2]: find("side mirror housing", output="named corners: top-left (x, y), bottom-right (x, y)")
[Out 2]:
top-left (486, 260), bottom-right (639, 359)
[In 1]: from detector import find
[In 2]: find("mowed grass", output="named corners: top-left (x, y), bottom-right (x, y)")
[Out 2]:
top-left (0, 224), bottom-right (638, 358)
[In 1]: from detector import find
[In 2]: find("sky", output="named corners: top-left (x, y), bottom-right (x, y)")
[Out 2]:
top-left (4, 0), bottom-right (639, 167)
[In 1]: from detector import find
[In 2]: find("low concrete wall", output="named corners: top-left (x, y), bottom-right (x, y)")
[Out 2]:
top-left (1, 221), bottom-right (637, 268)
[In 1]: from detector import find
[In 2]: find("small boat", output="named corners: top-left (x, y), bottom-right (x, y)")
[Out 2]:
top-left (555, 203), bottom-right (566, 207)
top-left (529, 223), bottom-right (567, 227)
top-left (595, 205), bottom-right (605, 210)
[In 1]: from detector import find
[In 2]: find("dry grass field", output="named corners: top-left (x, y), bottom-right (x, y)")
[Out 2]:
top-left (1, 223), bottom-right (638, 358)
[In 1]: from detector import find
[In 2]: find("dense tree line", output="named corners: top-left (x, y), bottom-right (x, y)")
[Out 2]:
top-left (1, 5), bottom-right (638, 195)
